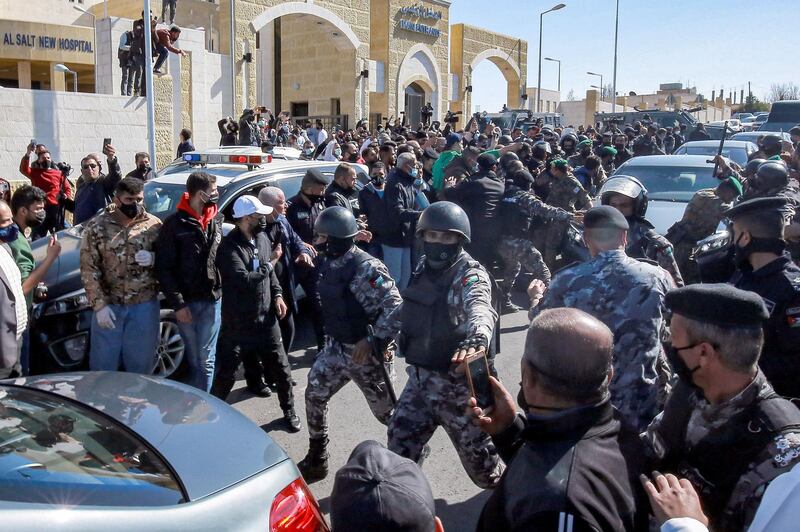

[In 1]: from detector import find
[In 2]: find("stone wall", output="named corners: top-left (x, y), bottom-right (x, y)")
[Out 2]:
top-left (0, 87), bottom-right (149, 182)
top-left (450, 23), bottom-right (527, 115)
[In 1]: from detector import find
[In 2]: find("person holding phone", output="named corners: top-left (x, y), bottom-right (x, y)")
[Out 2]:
top-left (469, 308), bottom-right (648, 531)
top-left (386, 201), bottom-right (504, 490)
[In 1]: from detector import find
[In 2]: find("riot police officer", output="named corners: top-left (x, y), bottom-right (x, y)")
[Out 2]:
top-left (761, 133), bottom-right (784, 161)
top-left (387, 201), bottom-right (505, 489)
top-left (297, 206), bottom-right (402, 483)
top-left (600, 175), bottom-right (684, 286)
top-left (727, 197), bottom-right (800, 398)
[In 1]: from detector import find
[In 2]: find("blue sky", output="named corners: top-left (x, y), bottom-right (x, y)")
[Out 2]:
top-left (449, 0), bottom-right (798, 112)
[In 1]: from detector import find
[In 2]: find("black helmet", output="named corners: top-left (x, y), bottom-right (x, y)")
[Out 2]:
top-left (599, 175), bottom-right (649, 217)
top-left (560, 132), bottom-right (578, 147)
top-left (761, 134), bottom-right (783, 156)
top-left (499, 152), bottom-right (520, 170)
top-left (416, 201), bottom-right (471, 242)
top-left (315, 206), bottom-right (358, 238)
top-left (754, 161), bottom-right (789, 190)
top-left (743, 158), bottom-right (766, 178)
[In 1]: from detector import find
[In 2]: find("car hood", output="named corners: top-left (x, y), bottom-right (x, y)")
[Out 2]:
top-left (646, 200), bottom-right (688, 235)
top-left (10, 372), bottom-right (288, 501)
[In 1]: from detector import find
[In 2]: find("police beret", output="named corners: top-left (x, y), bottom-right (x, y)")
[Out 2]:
top-left (665, 283), bottom-right (768, 328)
top-left (552, 159), bottom-right (569, 170)
top-left (584, 205), bottom-right (629, 230)
top-left (723, 197), bottom-right (789, 220)
top-left (303, 167), bottom-right (330, 186)
top-left (577, 139), bottom-right (593, 148)
top-left (599, 146), bottom-right (618, 158)
top-left (716, 176), bottom-right (743, 196)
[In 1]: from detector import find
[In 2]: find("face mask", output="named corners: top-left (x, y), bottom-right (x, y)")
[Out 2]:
top-left (334, 148), bottom-right (342, 158)
top-left (28, 210), bottom-right (47, 228)
top-left (317, 236), bottom-right (353, 259)
top-left (305, 193), bottom-right (324, 203)
top-left (409, 168), bottom-right (419, 178)
top-left (203, 191), bottom-right (219, 206)
top-left (138, 163), bottom-right (151, 173)
top-left (118, 202), bottom-right (143, 219)
top-left (665, 343), bottom-right (701, 385)
top-left (423, 241), bottom-right (461, 270)
top-left (304, 148), bottom-right (314, 155)
top-left (371, 176), bottom-right (386, 186)
top-left (734, 231), bottom-right (786, 269)
top-left (0, 224), bottom-right (19, 243)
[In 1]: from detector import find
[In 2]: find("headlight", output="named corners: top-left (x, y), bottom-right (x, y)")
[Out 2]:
top-left (693, 231), bottom-right (732, 256)
top-left (39, 289), bottom-right (91, 317)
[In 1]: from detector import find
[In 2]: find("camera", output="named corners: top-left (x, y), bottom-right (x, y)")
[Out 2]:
top-left (56, 162), bottom-right (72, 177)
top-left (444, 110), bottom-right (462, 124)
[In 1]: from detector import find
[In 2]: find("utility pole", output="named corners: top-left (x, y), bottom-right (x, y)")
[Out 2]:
top-left (143, 0), bottom-right (156, 170)
top-left (611, 0), bottom-right (620, 112)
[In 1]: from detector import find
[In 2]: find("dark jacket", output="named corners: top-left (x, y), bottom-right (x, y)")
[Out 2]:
top-left (154, 209), bottom-right (222, 310)
top-left (383, 168), bottom-right (422, 247)
top-left (216, 227), bottom-right (282, 332)
top-left (176, 140), bottom-right (195, 159)
top-left (444, 169), bottom-right (505, 242)
top-left (478, 399), bottom-right (646, 532)
top-left (688, 129), bottom-right (711, 141)
top-left (358, 184), bottom-right (389, 245)
top-left (125, 166), bottom-right (155, 182)
top-left (73, 156), bottom-right (123, 225)
top-left (217, 119), bottom-right (237, 146)
top-left (263, 214), bottom-right (311, 313)
top-left (286, 192), bottom-right (325, 244)
top-left (324, 182), bottom-right (360, 215)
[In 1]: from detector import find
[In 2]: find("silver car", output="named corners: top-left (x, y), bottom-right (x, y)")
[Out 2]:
top-left (672, 140), bottom-right (757, 167)
top-left (0, 372), bottom-right (328, 532)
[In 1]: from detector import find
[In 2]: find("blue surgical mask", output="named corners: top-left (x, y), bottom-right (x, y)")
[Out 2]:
top-left (0, 224), bottom-right (20, 243)
top-left (414, 177), bottom-right (423, 187)
top-left (409, 168), bottom-right (419, 178)
top-left (334, 148), bottom-right (342, 158)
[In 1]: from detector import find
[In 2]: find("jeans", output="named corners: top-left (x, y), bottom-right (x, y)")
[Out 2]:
top-left (120, 63), bottom-right (132, 95)
top-left (176, 300), bottom-right (221, 392)
top-left (154, 44), bottom-right (169, 71)
top-left (381, 245), bottom-right (412, 290)
top-left (161, 0), bottom-right (176, 23)
top-left (131, 56), bottom-right (144, 95)
top-left (90, 299), bottom-right (160, 374)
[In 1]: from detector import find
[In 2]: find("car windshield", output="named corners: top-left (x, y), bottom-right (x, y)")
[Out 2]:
top-left (616, 164), bottom-right (718, 201)
top-left (0, 386), bottom-right (184, 507)
top-left (678, 146), bottom-right (748, 166)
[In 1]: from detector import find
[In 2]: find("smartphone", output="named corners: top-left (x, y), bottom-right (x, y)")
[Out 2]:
top-left (30, 138), bottom-right (36, 147)
top-left (465, 351), bottom-right (494, 409)
top-left (103, 137), bottom-right (112, 148)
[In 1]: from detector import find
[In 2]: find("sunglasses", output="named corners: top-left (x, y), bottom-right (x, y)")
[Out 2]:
top-left (82, 163), bottom-right (98, 169)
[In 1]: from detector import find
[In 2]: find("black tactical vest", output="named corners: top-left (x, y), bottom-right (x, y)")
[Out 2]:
top-left (318, 248), bottom-right (372, 344)
top-left (399, 255), bottom-right (472, 370)
top-left (658, 382), bottom-right (800, 530)
top-left (499, 191), bottom-right (531, 239)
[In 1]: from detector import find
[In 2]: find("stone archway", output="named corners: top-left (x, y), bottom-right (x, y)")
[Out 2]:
top-left (396, 43), bottom-right (442, 125)
top-left (450, 24), bottom-right (527, 115)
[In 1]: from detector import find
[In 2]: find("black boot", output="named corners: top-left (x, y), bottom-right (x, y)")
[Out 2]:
top-left (283, 408), bottom-right (302, 433)
top-left (501, 293), bottom-right (523, 313)
top-left (297, 437), bottom-right (329, 483)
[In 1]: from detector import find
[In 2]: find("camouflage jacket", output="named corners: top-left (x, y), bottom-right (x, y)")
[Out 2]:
top-left (545, 173), bottom-right (592, 212)
top-left (325, 249), bottom-right (403, 342)
top-left (531, 249), bottom-right (674, 432)
top-left (387, 251), bottom-right (497, 348)
top-left (644, 372), bottom-right (800, 531)
top-left (675, 188), bottom-right (729, 241)
top-left (510, 189), bottom-right (572, 223)
top-left (80, 205), bottom-right (162, 310)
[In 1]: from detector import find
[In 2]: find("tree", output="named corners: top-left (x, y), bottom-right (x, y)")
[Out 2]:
top-left (742, 95), bottom-right (770, 113)
top-left (766, 82), bottom-right (800, 103)
top-left (566, 89), bottom-right (576, 101)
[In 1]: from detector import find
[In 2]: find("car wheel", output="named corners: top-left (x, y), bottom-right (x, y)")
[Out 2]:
top-left (153, 318), bottom-right (185, 378)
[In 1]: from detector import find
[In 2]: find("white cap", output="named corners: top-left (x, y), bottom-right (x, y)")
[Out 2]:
top-left (232, 195), bottom-right (273, 219)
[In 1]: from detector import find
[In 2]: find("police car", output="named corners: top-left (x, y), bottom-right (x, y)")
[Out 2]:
top-left (29, 149), bottom-right (368, 378)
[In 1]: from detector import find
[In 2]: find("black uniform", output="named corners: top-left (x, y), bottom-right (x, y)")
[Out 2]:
top-left (324, 182), bottom-right (360, 216)
top-left (286, 192), bottom-right (326, 348)
top-left (444, 170), bottom-right (505, 267)
top-left (732, 255), bottom-right (800, 398)
top-left (211, 227), bottom-right (294, 404)
top-left (478, 399), bottom-right (646, 531)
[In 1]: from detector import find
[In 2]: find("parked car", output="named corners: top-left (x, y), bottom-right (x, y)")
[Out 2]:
top-left (709, 119), bottom-right (741, 133)
top-left (672, 140), bottom-right (757, 167)
top-left (752, 112), bottom-right (770, 130)
top-left (759, 100), bottom-right (800, 133)
top-left (0, 371), bottom-right (328, 531)
top-left (612, 155), bottom-right (729, 235)
top-left (28, 151), bottom-right (369, 377)
top-left (730, 131), bottom-right (792, 145)
top-left (739, 115), bottom-right (757, 131)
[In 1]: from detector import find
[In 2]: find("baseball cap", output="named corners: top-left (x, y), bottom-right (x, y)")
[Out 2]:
top-left (232, 195), bottom-right (273, 219)
top-left (331, 440), bottom-right (436, 532)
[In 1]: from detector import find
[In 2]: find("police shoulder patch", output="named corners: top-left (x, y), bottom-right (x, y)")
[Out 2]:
top-left (773, 432), bottom-right (800, 467)
top-left (369, 273), bottom-right (385, 289)
top-left (786, 307), bottom-right (800, 328)
top-left (462, 274), bottom-right (480, 287)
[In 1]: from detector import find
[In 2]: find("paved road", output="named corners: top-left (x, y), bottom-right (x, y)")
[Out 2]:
top-left (232, 300), bottom-right (530, 531)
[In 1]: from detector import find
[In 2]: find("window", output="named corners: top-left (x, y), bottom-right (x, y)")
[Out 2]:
top-left (0, 386), bottom-right (184, 507)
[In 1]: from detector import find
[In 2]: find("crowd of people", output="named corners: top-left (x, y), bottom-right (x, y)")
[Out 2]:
top-left (2, 104), bottom-right (800, 530)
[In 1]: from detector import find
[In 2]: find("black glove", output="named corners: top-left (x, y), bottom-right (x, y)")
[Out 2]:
top-left (457, 335), bottom-right (488, 353)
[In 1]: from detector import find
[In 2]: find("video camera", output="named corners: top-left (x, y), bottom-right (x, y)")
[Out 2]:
top-left (56, 162), bottom-right (73, 177)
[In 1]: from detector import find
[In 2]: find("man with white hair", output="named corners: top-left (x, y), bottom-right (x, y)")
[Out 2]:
top-left (258, 186), bottom-right (315, 354)
top-left (383, 151), bottom-right (422, 289)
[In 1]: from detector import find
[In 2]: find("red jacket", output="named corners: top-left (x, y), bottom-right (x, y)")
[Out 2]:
top-left (19, 156), bottom-right (72, 206)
